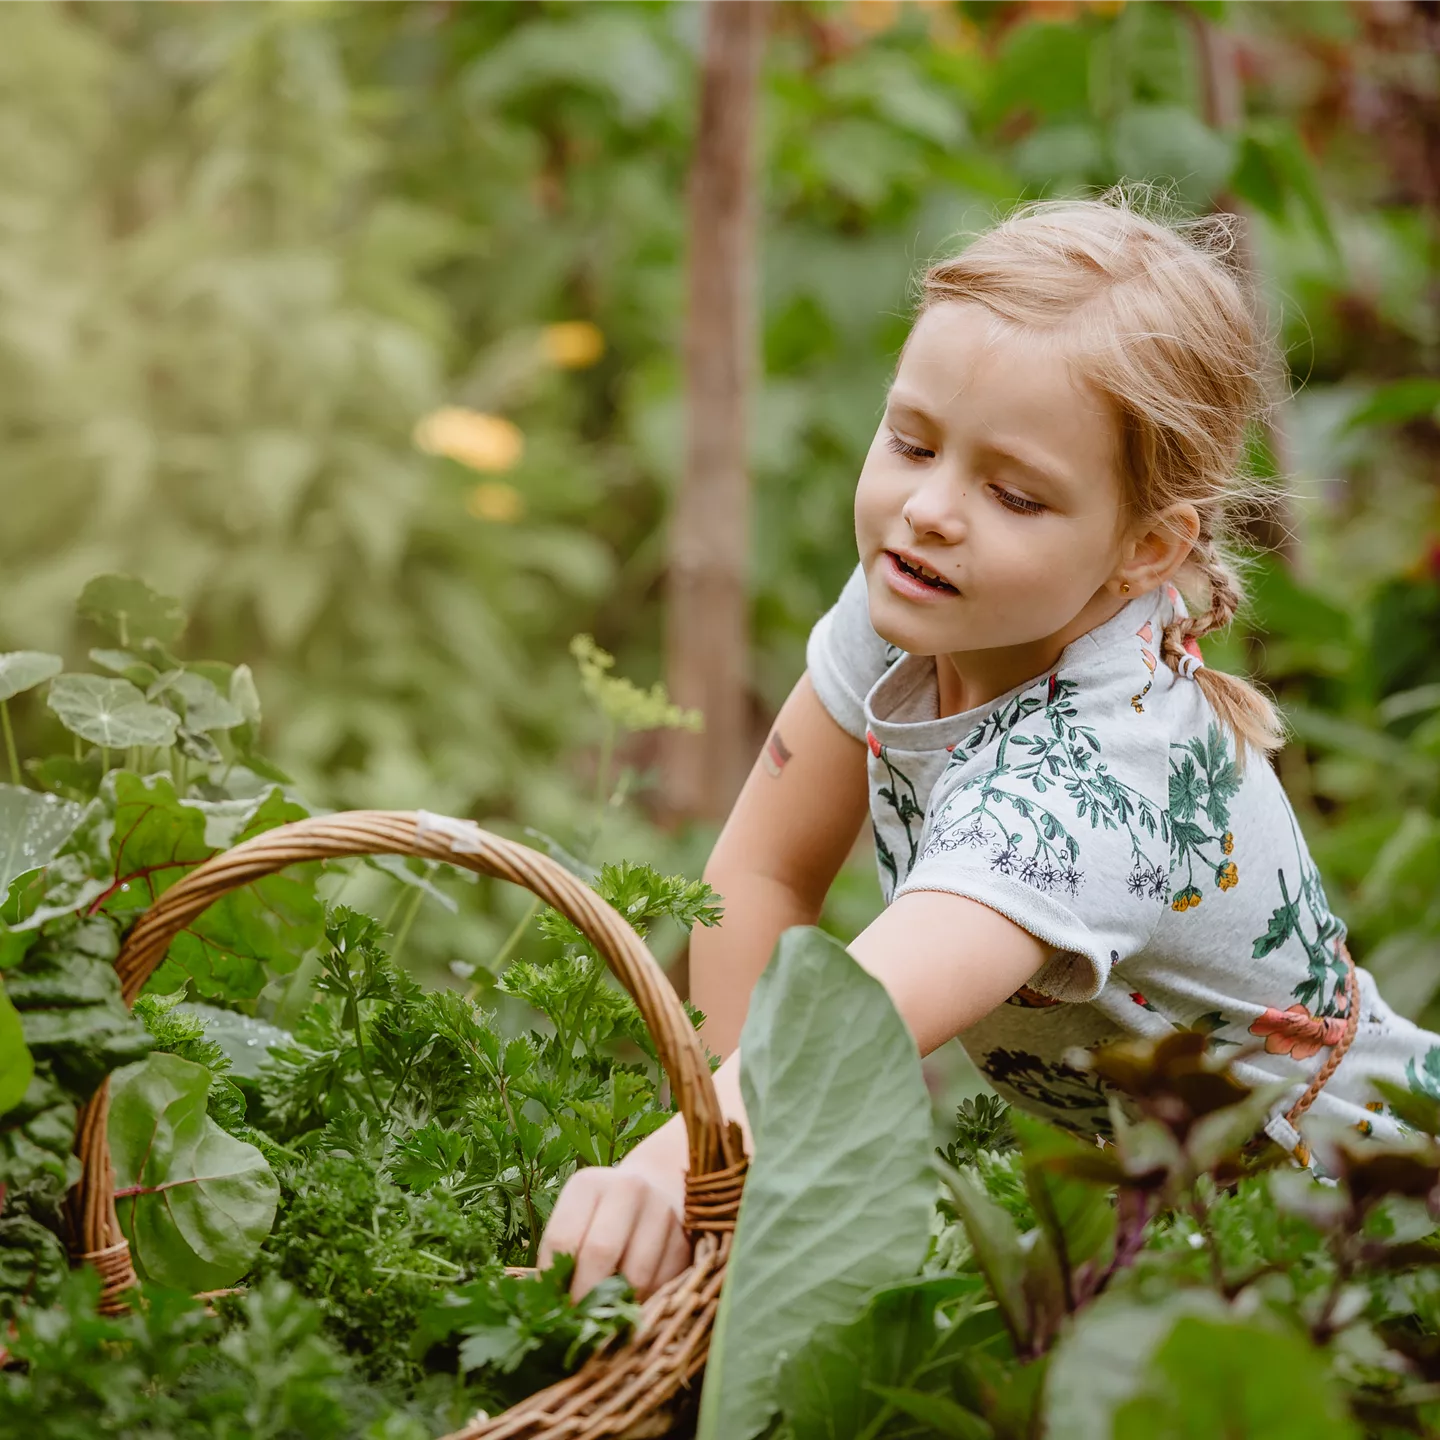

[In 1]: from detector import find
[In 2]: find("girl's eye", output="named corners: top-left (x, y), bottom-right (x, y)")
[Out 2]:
top-left (992, 486), bottom-right (1046, 516)
top-left (885, 431), bottom-right (935, 462)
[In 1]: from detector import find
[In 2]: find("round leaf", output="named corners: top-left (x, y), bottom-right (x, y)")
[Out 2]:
top-left (0, 652), bottom-right (63, 704)
top-left (0, 983), bottom-right (34, 1116)
top-left (109, 1051), bottom-right (278, 1292)
top-left (698, 928), bottom-right (935, 1440)
top-left (76, 574), bottom-right (187, 647)
top-left (47, 674), bottom-right (180, 748)
top-left (0, 783), bottom-right (84, 895)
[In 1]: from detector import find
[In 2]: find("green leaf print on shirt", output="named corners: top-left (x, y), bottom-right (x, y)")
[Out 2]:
top-left (1167, 723), bottom-right (1241, 911)
top-left (868, 730), bottom-right (923, 891)
top-left (922, 675), bottom-right (1170, 903)
top-left (1250, 802), bottom-right (1348, 1017)
top-left (1406, 1046), bottom-right (1440, 1106)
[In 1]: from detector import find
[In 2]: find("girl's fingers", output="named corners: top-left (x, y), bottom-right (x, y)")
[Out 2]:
top-left (538, 1167), bottom-right (606, 1272)
top-left (569, 1172), bottom-right (652, 1300)
top-left (618, 1188), bottom-right (687, 1299)
top-left (655, 1217), bottom-right (692, 1292)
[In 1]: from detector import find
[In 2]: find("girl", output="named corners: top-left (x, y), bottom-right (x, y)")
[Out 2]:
top-left (540, 191), bottom-right (1439, 1302)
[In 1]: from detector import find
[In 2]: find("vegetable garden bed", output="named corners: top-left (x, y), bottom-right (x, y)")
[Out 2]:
top-left (3, 578), bottom-right (1440, 1439)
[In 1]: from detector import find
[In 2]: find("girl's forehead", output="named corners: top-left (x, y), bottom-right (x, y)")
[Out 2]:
top-left (894, 301), bottom-right (1116, 453)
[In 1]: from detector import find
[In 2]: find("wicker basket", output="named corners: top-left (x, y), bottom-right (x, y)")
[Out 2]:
top-left (65, 810), bottom-right (747, 1439)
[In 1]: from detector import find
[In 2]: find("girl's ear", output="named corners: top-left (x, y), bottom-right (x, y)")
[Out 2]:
top-left (1119, 502), bottom-right (1200, 593)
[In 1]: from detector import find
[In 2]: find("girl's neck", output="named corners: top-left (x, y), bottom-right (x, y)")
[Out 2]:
top-left (934, 588), bottom-right (1134, 719)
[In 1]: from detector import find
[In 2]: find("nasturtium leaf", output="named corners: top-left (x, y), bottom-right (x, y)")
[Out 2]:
top-left (1112, 1315), bottom-right (1361, 1440)
top-left (0, 652), bottom-right (63, 704)
top-left (229, 664), bottom-right (262, 727)
top-left (697, 927), bottom-right (934, 1440)
top-left (102, 774), bottom-right (320, 999)
top-left (77, 574), bottom-right (187, 648)
top-left (47, 675), bottom-right (180, 749)
top-left (0, 984), bottom-right (34, 1116)
top-left (177, 1003), bottom-right (291, 1080)
top-left (149, 671), bottom-right (244, 731)
top-left (0, 784), bottom-right (83, 895)
top-left (109, 1051), bottom-right (278, 1292)
top-left (88, 649), bottom-right (159, 687)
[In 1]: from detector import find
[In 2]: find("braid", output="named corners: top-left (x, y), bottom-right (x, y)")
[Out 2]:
top-left (1160, 535), bottom-right (1241, 667)
top-left (1162, 535), bottom-right (1286, 772)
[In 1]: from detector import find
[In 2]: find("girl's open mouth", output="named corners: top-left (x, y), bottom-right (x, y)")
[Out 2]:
top-left (885, 550), bottom-right (958, 597)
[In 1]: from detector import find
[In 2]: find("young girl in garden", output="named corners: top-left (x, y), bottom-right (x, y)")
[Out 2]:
top-left (540, 191), bottom-right (1440, 1302)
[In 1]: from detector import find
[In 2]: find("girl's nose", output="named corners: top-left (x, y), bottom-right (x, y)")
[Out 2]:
top-left (902, 479), bottom-right (966, 543)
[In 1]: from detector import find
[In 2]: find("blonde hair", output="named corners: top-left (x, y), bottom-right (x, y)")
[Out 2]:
top-left (919, 184), bottom-right (1289, 770)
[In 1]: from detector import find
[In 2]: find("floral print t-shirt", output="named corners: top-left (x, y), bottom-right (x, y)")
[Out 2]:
top-left (806, 562), bottom-right (1439, 1156)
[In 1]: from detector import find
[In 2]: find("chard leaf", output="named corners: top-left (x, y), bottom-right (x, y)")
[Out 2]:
top-left (697, 927), bottom-right (933, 1440)
top-left (77, 575), bottom-right (187, 648)
top-left (109, 1051), bottom-right (278, 1292)
top-left (1044, 1289), bottom-right (1229, 1440)
top-left (776, 1274), bottom-right (1000, 1438)
top-left (0, 652), bottom-right (63, 703)
top-left (1113, 1315), bottom-right (1361, 1439)
top-left (0, 984), bottom-right (33, 1116)
top-left (47, 675), bottom-right (180, 749)
top-left (0, 784), bottom-right (84, 894)
top-left (103, 774), bottom-right (321, 999)
top-left (866, 1385), bottom-right (994, 1438)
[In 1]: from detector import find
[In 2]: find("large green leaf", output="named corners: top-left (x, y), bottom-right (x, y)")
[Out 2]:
top-left (0, 983), bottom-right (33, 1117)
top-left (0, 652), bottom-right (63, 704)
top-left (0, 784), bottom-right (84, 895)
top-left (697, 927), bottom-right (934, 1440)
top-left (1113, 1316), bottom-right (1361, 1439)
top-left (108, 1051), bottom-right (278, 1292)
top-left (102, 774), bottom-right (321, 999)
top-left (76, 574), bottom-right (187, 648)
top-left (1043, 1290), bottom-right (1229, 1440)
top-left (47, 675), bottom-right (180, 749)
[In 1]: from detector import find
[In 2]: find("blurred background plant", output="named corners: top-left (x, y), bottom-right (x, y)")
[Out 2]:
top-left (0, 0), bottom-right (1434, 1054)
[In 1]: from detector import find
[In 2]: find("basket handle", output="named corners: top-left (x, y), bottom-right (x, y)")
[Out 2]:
top-left (70, 810), bottom-right (745, 1305)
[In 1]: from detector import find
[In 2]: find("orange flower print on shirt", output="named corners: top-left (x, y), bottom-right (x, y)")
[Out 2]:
top-left (1248, 1002), bottom-right (1348, 1060)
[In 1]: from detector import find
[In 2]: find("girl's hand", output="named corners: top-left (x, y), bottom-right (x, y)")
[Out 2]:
top-left (539, 1162), bottom-right (692, 1301)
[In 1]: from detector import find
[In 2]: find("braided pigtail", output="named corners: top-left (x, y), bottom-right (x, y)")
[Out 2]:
top-left (1162, 539), bottom-right (1286, 773)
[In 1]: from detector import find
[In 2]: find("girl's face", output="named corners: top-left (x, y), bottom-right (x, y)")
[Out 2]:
top-left (855, 300), bottom-right (1133, 667)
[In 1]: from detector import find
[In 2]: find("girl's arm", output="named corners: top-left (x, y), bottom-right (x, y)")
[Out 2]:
top-left (541, 887), bottom-right (1049, 1299)
top-left (690, 670), bottom-right (873, 1058)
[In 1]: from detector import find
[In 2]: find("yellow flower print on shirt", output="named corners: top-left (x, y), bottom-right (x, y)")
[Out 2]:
top-left (1168, 723), bottom-right (1242, 912)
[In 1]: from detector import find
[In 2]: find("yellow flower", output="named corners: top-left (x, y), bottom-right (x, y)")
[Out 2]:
top-left (1216, 861), bottom-right (1239, 892)
top-left (466, 482), bottom-right (524, 524)
top-left (414, 407), bottom-right (524, 472)
top-left (540, 321), bottom-right (605, 370)
top-left (851, 0), bottom-right (899, 34)
top-left (1171, 887), bottom-right (1202, 912)
top-left (1221, 831), bottom-right (1234, 855)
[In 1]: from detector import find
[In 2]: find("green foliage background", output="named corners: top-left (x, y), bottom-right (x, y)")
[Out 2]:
top-left (0, 0), bottom-right (1435, 1025)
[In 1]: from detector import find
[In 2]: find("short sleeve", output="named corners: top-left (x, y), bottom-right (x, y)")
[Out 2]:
top-left (893, 681), bottom-right (1170, 1003)
top-left (805, 563), bottom-right (895, 742)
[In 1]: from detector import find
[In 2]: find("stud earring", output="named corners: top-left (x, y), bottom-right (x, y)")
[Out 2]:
top-left (1120, 580), bottom-right (1131, 594)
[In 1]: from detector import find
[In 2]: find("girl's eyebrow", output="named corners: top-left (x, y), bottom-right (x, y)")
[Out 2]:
top-left (885, 392), bottom-right (1074, 494)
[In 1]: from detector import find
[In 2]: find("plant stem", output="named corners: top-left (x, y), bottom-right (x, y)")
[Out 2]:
top-left (1, 703), bottom-right (19, 786)
top-left (487, 897), bottom-right (541, 976)
top-left (100, 746), bottom-right (110, 775)
top-left (389, 884), bottom-right (425, 964)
